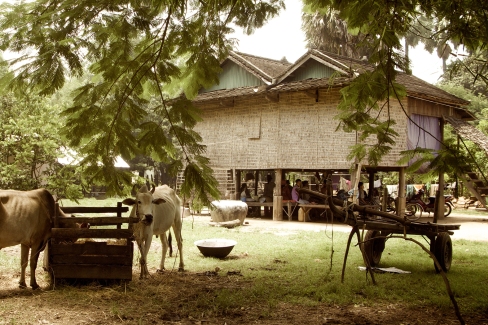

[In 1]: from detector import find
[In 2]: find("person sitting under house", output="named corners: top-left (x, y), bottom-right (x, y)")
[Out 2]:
top-left (261, 174), bottom-right (275, 217)
top-left (301, 180), bottom-right (311, 201)
top-left (240, 183), bottom-right (250, 202)
top-left (240, 183), bottom-right (260, 216)
top-left (348, 182), bottom-right (369, 205)
top-left (292, 179), bottom-right (309, 204)
top-left (358, 182), bottom-right (370, 205)
top-left (281, 180), bottom-right (292, 200)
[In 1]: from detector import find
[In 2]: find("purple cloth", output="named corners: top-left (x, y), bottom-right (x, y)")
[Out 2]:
top-left (291, 186), bottom-right (299, 201)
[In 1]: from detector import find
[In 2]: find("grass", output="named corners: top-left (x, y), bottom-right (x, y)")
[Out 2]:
top-left (0, 197), bottom-right (487, 323)
top-left (59, 198), bottom-right (488, 312)
top-left (174, 214), bottom-right (487, 312)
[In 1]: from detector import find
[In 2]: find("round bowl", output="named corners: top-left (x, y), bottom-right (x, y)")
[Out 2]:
top-left (194, 238), bottom-right (237, 258)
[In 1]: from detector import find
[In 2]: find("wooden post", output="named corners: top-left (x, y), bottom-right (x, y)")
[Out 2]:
top-left (117, 201), bottom-right (122, 230)
top-left (436, 118), bottom-right (446, 221)
top-left (397, 167), bottom-right (406, 217)
top-left (236, 170), bottom-right (241, 200)
top-left (382, 187), bottom-right (388, 212)
top-left (275, 169), bottom-right (282, 196)
top-left (273, 196), bottom-right (283, 221)
top-left (254, 170), bottom-right (259, 197)
top-left (273, 169), bottom-right (283, 221)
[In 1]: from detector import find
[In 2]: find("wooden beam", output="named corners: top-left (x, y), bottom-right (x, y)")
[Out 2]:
top-left (61, 206), bottom-right (129, 214)
top-left (51, 228), bottom-right (133, 239)
top-left (305, 89), bottom-right (319, 102)
top-left (265, 93), bottom-right (279, 102)
top-left (57, 217), bottom-right (139, 227)
top-left (219, 99), bottom-right (234, 107)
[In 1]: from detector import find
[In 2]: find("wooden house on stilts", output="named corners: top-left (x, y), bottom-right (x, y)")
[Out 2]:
top-left (187, 49), bottom-right (476, 220)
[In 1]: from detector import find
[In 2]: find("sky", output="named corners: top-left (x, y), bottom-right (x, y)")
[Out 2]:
top-left (229, 0), bottom-right (445, 84)
top-left (0, 0), bottom-right (446, 84)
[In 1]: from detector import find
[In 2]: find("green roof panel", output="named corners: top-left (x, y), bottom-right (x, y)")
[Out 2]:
top-left (202, 61), bottom-right (265, 92)
top-left (284, 58), bottom-right (336, 82)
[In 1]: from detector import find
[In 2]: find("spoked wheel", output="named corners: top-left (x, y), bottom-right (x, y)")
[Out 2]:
top-left (444, 203), bottom-right (452, 217)
top-left (405, 203), bottom-right (421, 221)
top-left (363, 230), bottom-right (386, 267)
top-left (433, 233), bottom-right (452, 272)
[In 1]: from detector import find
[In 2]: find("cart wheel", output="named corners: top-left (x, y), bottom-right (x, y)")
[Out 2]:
top-left (434, 233), bottom-right (452, 272)
top-left (405, 203), bottom-right (420, 220)
top-left (364, 230), bottom-right (386, 267)
top-left (444, 203), bottom-right (452, 217)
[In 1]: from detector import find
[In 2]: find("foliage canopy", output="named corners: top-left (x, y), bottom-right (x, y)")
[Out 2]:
top-left (0, 0), bottom-right (284, 202)
top-left (303, 0), bottom-right (488, 167)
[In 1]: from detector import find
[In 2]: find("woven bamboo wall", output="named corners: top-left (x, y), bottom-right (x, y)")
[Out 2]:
top-left (194, 88), bottom-right (409, 170)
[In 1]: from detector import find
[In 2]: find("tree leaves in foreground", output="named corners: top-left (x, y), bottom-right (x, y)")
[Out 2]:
top-left (304, 0), bottom-right (488, 168)
top-left (0, 0), bottom-right (284, 203)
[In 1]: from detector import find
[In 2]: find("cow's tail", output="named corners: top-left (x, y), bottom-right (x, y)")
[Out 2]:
top-left (168, 230), bottom-right (173, 257)
top-left (157, 231), bottom-right (173, 256)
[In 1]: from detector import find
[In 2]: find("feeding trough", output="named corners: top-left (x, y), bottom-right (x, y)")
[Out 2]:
top-left (194, 238), bottom-right (237, 258)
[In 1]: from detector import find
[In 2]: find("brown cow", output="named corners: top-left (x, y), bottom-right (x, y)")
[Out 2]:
top-left (0, 188), bottom-right (69, 289)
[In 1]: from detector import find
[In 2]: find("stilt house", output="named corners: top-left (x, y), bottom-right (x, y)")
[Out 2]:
top-left (189, 49), bottom-right (477, 218)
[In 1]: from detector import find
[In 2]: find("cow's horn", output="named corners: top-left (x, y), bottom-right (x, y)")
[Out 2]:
top-left (151, 184), bottom-right (156, 194)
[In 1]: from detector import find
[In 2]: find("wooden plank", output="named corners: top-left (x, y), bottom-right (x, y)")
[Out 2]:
top-left (355, 220), bottom-right (460, 235)
top-left (51, 265), bottom-right (133, 280)
top-left (57, 217), bottom-right (139, 226)
top-left (50, 242), bottom-right (132, 255)
top-left (51, 255), bottom-right (132, 265)
top-left (298, 204), bottom-right (329, 209)
top-left (51, 228), bottom-right (133, 239)
top-left (61, 206), bottom-right (129, 214)
top-left (117, 202), bottom-right (122, 230)
top-left (246, 202), bottom-right (273, 207)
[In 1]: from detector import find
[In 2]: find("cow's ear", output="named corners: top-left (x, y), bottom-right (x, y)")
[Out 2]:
top-left (153, 198), bottom-right (166, 205)
top-left (122, 198), bottom-right (136, 206)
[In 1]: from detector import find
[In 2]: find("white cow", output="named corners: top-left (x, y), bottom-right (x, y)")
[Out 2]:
top-left (0, 189), bottom-right (59, 289)
top-left (123, 185), bottom-right (184, 278)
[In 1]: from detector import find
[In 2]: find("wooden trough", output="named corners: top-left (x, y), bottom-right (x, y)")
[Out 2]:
top-left (45, 203), bottom-right (138, 281)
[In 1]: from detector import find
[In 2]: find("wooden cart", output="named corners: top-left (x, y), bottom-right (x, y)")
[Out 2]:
top-left (299, 187), bottom-right (460, 273)
top-left (357, 219), bottom-right (459, 272)
top-left (45, 203), bottom-right (138, 281)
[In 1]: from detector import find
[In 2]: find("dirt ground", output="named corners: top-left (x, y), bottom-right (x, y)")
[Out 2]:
top-left (0, 208), bottom-right (487, 325)
top-left (241, 208), bottom-right (488, 242)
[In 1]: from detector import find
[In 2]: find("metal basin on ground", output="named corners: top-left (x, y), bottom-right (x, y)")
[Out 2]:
top-left (194, 238), bottom-right (237, 258)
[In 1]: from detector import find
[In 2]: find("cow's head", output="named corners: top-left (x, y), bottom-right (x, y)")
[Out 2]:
top-left (122, 185), bottom-right (165, 225)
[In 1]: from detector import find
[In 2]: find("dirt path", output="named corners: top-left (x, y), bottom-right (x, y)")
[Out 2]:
top-left (194, 208), bottom-right (488, 241)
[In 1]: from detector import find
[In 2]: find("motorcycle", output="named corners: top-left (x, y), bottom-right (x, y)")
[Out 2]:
top-left (405, 189), bottom-right (453, 220)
